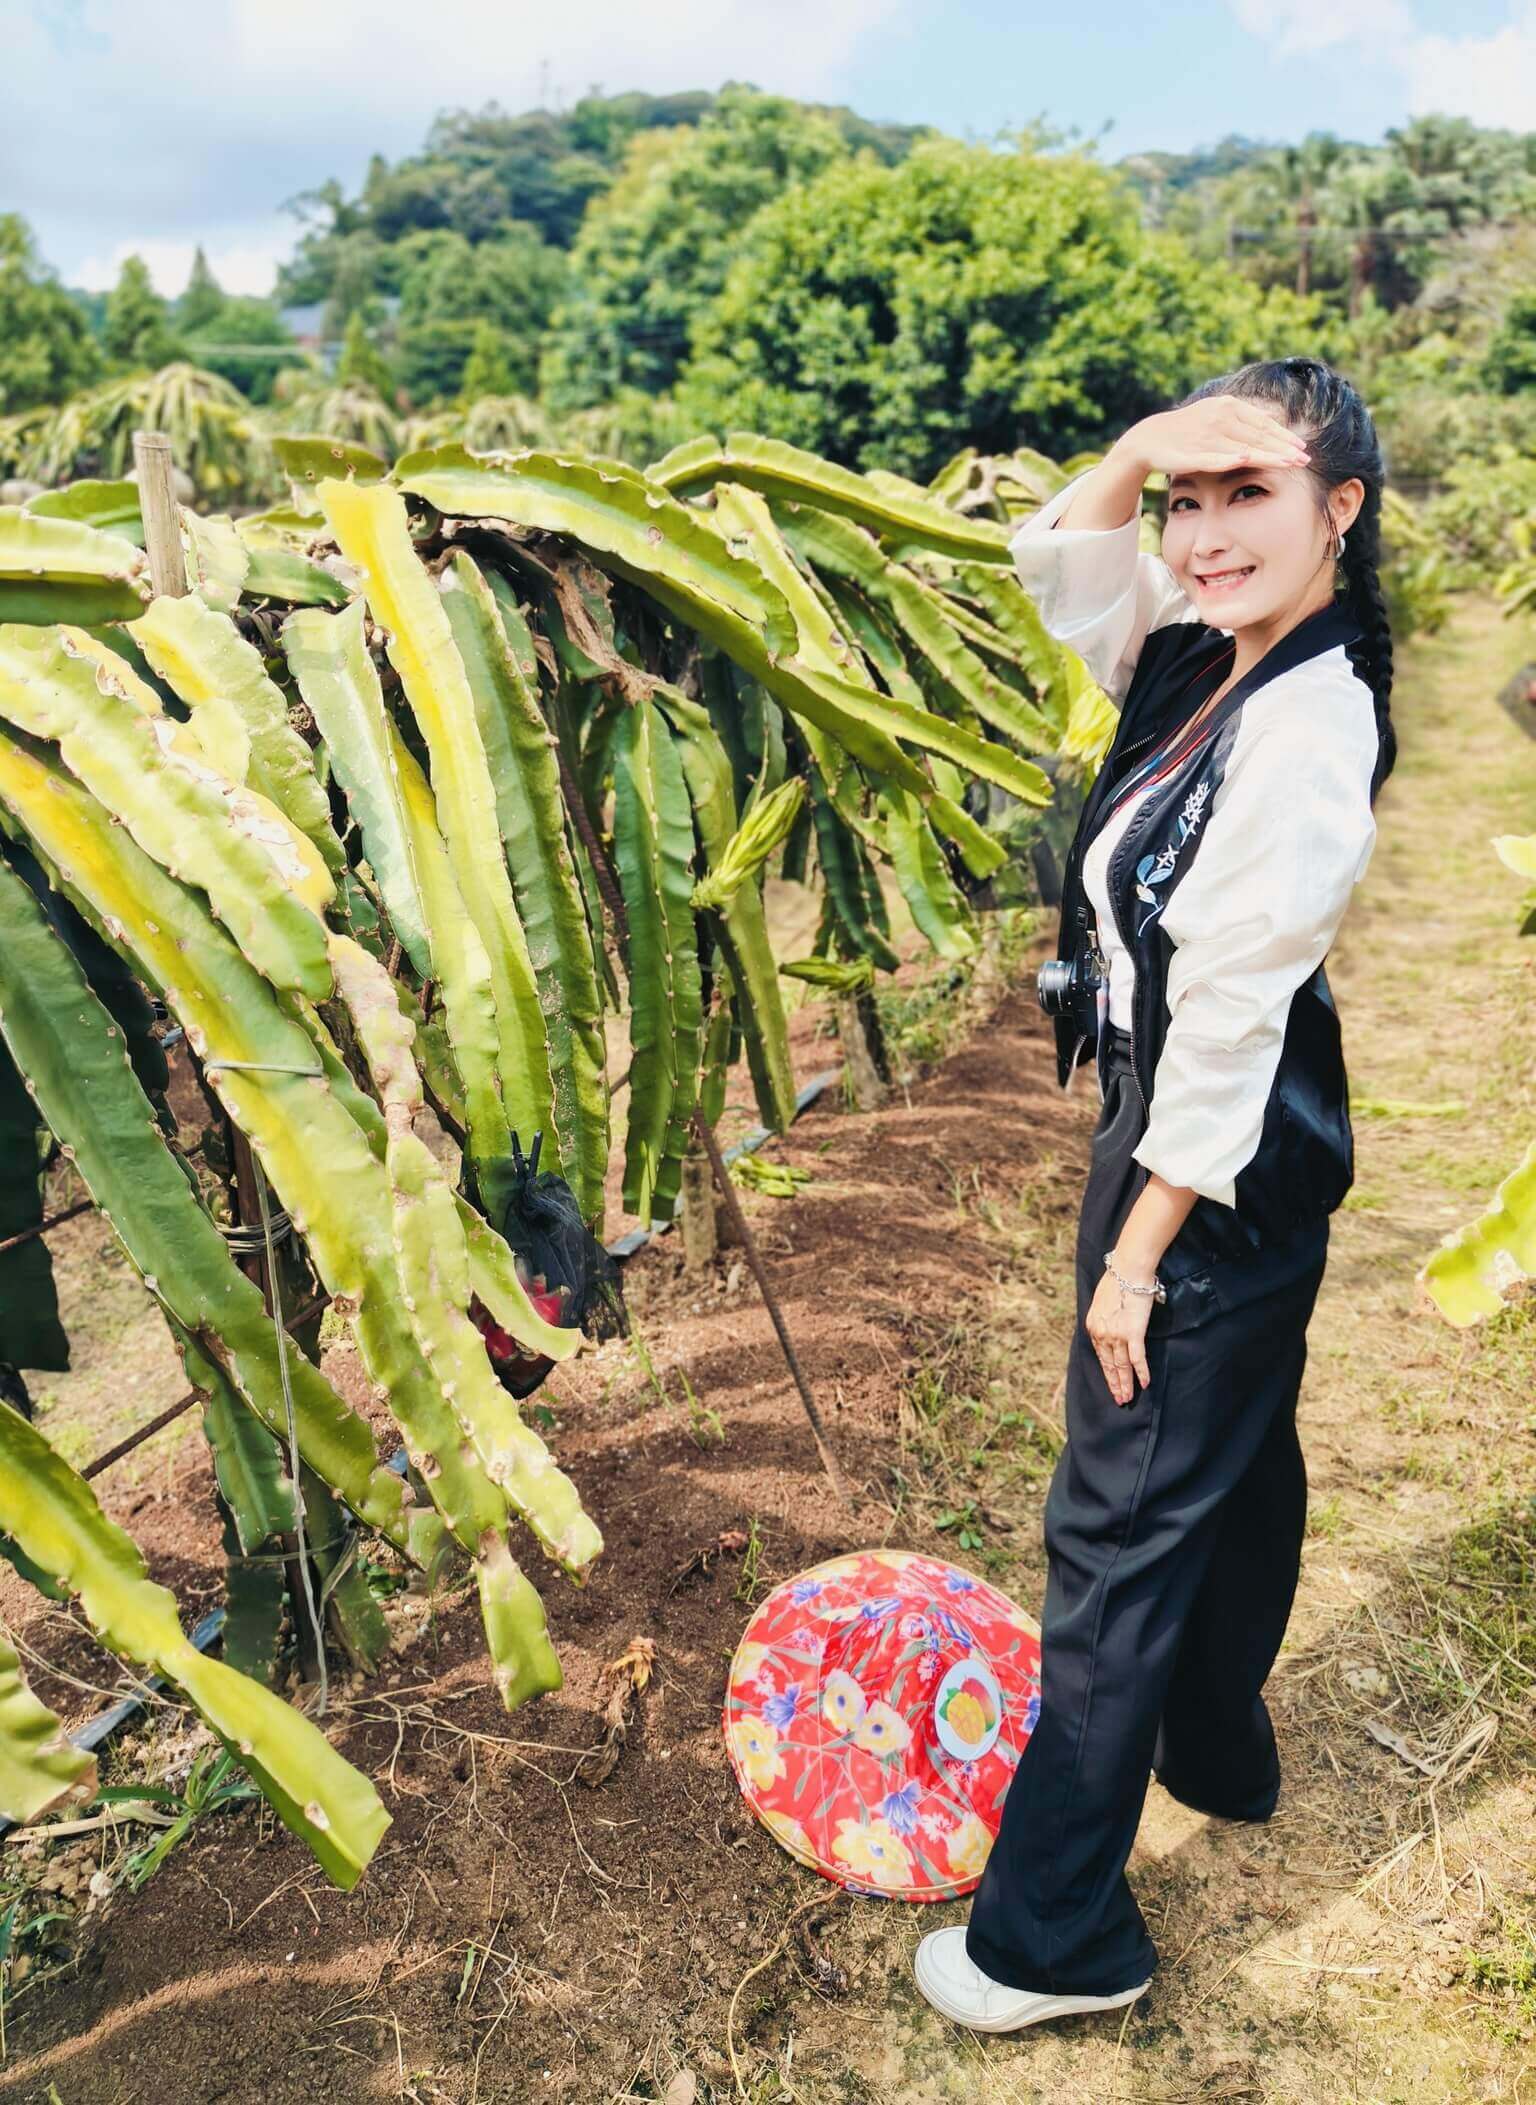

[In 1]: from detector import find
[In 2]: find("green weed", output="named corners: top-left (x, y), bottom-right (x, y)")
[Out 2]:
top-left (1307, 1492), bottom-right (1346, 1540)
top-left (934, 1500), bottom-right (986, 1553)
top-left (734, 1514), bottom-right (767, 1605)
top-left (1463, 1907), bottom-right (1536, 2043)
top-left (676, 1365), bottom-right (725, 1449)
top-left (103, 1746), bottom-right (260, 1891)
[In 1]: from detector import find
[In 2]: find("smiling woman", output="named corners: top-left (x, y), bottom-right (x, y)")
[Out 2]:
top-left (912, 356), bottom-right (1402, 2035)
top-left (1052, 393), bottom-right (1358, 697)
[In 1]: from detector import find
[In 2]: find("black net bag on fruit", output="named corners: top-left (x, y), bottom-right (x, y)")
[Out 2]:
top-left (471, 1131), bottom-right (629, 1398)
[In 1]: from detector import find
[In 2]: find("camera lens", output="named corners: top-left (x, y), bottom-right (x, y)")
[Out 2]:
top-left (1036, 959), bottom-right (1072, 1015)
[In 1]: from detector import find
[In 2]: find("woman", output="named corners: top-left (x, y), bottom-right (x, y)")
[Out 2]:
top-left (912, 356), bottom-right (1397, 2031)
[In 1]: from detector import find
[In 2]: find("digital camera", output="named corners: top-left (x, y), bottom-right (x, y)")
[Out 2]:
top-left (1035, 942), bottom-right (1106, 1033)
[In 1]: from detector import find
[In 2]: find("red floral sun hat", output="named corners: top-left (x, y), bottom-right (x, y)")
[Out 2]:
top-left (722, 1547), bottom-right (1042, 1902)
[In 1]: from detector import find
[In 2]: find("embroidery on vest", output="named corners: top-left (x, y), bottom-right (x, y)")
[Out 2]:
top-left (1132, 778), bottom-right (1212, 936)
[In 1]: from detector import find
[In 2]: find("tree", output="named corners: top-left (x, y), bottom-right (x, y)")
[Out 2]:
top-left (1204, 135), bottom-right (1353, 299)
top-left (540, 88), bottom-right (850, 411)
top-left (268, 86), bottom-right (925, 335)
top-left (460, 316), bottom-right (517, 401)
top-left (185, 296), bottom-right (304, 405)
top-left (320, 234), bottom-right (393, 335)
top-left (0, 213), bottom-right (102, 414)
top-left (277, 175), bottom-right (373, 306)
top-left (678, 137), bottom-right (1322, 479)
top-left (1482, 287), bottom-right (1536, 395)
top-left (104, 254), bottom-right (182, 368)
top-left (178, 245), bottom-right (225, 333)
top-left (335, 310), bottom-right (395, 398)
top-left (393, 226), bottom-right (565, 404)
top-left (422, 100), bottom-right (656, 247)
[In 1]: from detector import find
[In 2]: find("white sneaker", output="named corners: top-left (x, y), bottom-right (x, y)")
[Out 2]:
top-left (913, 1926), bottom-right (1150, 2033)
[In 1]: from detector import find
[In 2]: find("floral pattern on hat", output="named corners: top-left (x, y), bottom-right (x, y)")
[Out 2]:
top-left (722, 1547), bottom-right (1042, 1903)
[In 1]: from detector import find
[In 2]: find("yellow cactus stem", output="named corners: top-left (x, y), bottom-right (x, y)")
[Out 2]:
top-left (327, 934), bottom-right (601, 1578)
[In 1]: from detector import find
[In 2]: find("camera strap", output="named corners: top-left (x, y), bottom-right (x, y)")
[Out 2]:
top-left (1104, 645), bottom-right (1233, 821)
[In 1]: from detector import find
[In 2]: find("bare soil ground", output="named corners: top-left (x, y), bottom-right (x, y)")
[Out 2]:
top-left (1, 594), bottom-right (1533, 2104)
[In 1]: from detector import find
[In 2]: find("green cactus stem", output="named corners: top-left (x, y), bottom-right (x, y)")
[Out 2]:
top-left (0, 1401), bottom-right (389, 1888)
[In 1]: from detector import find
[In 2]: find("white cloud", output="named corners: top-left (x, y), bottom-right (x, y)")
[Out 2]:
top-left (1228, 0), bottom-right (1413, 58)
top-left (225, 0), bottom-right (900, 105)
top-left (1230, 0), bottom-right (1536, 129)
top-left (1398, 7), bottom-right (1536, 130)
top-left (72, 225), bottom-right (297, 299)
top-left (4, 0), bottom-right (908, 285)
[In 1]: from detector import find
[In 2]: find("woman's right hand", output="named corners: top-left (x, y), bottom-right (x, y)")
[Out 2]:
top-left (1114, 399), bottom-right (1310, 484)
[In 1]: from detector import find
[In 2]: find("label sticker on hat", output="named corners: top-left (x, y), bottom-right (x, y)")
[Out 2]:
top-left (933, 1655), bottom-right (1004, 1764)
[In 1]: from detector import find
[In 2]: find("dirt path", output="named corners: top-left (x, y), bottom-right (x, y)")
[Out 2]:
top-left (1, 596), bottom-right (1532, 2104)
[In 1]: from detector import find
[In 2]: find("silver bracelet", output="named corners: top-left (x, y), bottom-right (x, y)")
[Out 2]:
top-left (1103, 1250), bottom-right (1167, 1304)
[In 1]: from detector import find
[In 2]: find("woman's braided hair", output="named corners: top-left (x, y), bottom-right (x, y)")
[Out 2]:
top-left (1175, 354), bottom-right (1397, 804)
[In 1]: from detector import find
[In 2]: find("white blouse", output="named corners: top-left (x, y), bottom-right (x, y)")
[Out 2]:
top-left (1080, 780), bottom-right (1157, 1033)
top-left (1010, 466), bottom-right (1380, 1209)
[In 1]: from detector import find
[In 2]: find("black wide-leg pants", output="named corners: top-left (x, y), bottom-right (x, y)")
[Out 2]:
top-left (965, 1027), bottom-right (1329, 1996)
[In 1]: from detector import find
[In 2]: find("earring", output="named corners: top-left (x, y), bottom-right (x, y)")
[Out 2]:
top-left (1333, 525), bottom-right (1348, 560)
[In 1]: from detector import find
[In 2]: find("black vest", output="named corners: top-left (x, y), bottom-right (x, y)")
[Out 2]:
top-left (1052, 598), bottom-right (1367, 1282)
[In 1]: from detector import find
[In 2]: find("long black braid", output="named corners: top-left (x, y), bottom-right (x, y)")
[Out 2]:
top-left (1174, 353), bottom-right (1398, 805)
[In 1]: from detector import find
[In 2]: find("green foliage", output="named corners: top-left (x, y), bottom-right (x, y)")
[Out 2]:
top-left (460, 318), bottom-right (517, 402)
top-left (729, 1150), bottom-right (811, 1198)
top-left (1421, 454), bottom-right (1536, 581)
top-left (1464, 1909), bottom-right (1536, 2041)
top-left (678, 137), bottom-right (1322, 479)
top-left (18, 363), bottom-right (274, 503)
top-left (0, 1621), bottom-right (95, 1822)
top-left (270, 373), bottom-right (399, 459)
top-left (1374, 380), bottom-right (1536, 487)
top-left (541, 88), bottom-right (851, 411)
top-left (278, 93), bottom-right (720, 315)
top-left (1377, 488), bottom-right (1452, 638)
top-left (334, 311), bottom-right (394, 398)
top-left (14, 99), bottom-right (1533, 503)
top-left (1482, 287), bottom-right (1536, 395)
top-left (185, 298), bottom-right (303, 407)
top-left (176, 246), bottom-right (226, 335)
top-left (1148, 115), bottom-right (1536, 314)
top-left (0, 214), bottom-right (102, 416)
top-left (103, 256), bottom-right (183, 370)
top-left (1420, 841), bottom-right (1536, 1326)
top-left (111, 1746), bottom-right (260, 1890)
top-left (395, 225), bottom-right (566, 403)
top-left (276, 87), bottom-right (925, 358)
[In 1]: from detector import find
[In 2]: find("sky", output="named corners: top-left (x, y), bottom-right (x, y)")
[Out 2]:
top-left (3, 0), bottom-right (1529, 299)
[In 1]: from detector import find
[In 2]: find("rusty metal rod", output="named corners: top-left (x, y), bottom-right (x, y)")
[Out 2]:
top-left (0, 1199), bottom-right (95, 1257)
top-left (81, 1390), bottom-right (201, 1480)
top-left (2, 1130), bottom-right (210, 1257)
top-left (77, 1292), bottom-right (328, 1482)
top-left (690, 1104), bottom-right (848, 1502)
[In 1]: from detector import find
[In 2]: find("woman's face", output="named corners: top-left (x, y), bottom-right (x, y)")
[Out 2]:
top-left (1160, 451), bottom-right (1364, 631)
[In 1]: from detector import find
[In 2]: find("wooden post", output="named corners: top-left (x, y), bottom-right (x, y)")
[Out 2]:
top-left (679, 1138), bottom-right (718, 1271)
top-left (131, 431), bottom-right (185, 600)
top-left (835, 990), bottom-right (890, 1110)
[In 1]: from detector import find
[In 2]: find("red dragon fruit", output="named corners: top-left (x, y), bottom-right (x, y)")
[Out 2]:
top-left (469, 1275), bottom-right (569, 1396)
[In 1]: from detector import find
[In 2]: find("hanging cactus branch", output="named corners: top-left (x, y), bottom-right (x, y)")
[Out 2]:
top-left (0, 421), bottom-right (1082, 1885)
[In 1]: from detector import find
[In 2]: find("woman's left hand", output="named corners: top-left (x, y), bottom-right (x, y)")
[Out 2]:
top-left (1084, 1266), bottom-right (1154, 1406)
